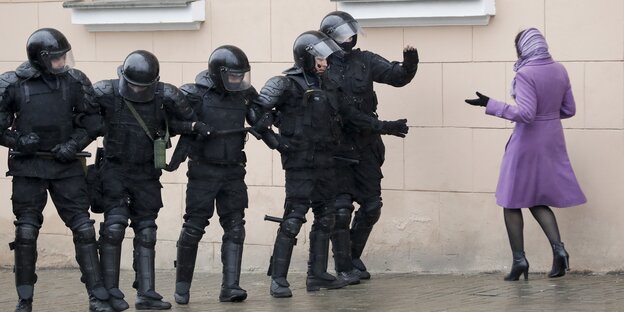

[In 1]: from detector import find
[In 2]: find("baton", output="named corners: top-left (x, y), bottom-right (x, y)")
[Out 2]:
top-left (264, 215), bottom-right (284, 223)
top-left (333, 156), bottom-right (360, 165)
top-left (9, 151), bottom-right (92, 157)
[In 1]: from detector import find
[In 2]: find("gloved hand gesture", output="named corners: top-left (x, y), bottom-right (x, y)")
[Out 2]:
top-left (464, 92), bottom-right (490, 107)
top-left (51, 139), bottom-right (79, 163)
top-left (403, 46), bottom-right (419, 71)
top-left (193, 121), bottom-right (213, 137)
top-left (15, 133), bottom-right (40, 155)
top-left (276, 136), bottom-right (292, 154)
top-left (380, 119), bottom-right (409, 138)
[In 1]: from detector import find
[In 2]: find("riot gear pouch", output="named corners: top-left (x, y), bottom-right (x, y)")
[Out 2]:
top-left (124, 100), bottom-right (170, 169)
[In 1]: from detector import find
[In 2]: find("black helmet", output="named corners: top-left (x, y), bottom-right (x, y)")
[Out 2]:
top-left (293, 31), bottom-right (341, 73)
top-left (320, 11), bottom-right (363, 52)
top-left (118, 50), bottom-right (160, 102)
top-left (208, 45), bottom-right (252, 92)
top-left (26, 28), bottom-right (74, 74)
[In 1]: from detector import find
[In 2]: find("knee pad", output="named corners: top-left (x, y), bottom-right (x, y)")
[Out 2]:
top-left (280, 218), bottom-right (303, 238)
top-left (334, 208), bottom-right (352, 230)
top-left (100, 223), bottom-right (127, 245)
top-left (72, 222), bottom-right (97, 245)
top-left (132, 219), bottom-right (157, 232)
top-left (178, 226), bottom-right (204, 247)
top-left (223, 223), bottom-right (246, 245)
top-left (313, 213), bottom-right (335, 233)
top-left (359, 198), bottom-right (382, 226)
top-left (135, 227), bottom-right (157, 249)
top-left (334, 193), bottom-right (354, 211)
top-left (15, 224), bottom-right (39, 245)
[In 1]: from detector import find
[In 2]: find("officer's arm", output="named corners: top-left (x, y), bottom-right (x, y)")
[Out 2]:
top-left (336, 93), bottom-right (385, 132)
top-left (164, 83), bottom-right (196, 136)
top-left (0, 72), bottom-right (19, 148)
top-left (253, 76), bottom-right (290, 150)
top-left (368, 51), bottom-right (416, 87)
top-left (68, 69), bottom-right (101, 150)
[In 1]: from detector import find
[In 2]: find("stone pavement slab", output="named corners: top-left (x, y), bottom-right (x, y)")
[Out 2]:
top-left (0, 269), bottom-right (623, 311)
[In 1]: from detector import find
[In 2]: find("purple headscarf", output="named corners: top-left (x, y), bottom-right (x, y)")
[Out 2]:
top-left (511, 28), bottom-right (551, 97)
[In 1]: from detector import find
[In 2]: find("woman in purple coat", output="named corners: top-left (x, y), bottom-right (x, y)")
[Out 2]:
top-left (465, 28), bottom-right (586, 281)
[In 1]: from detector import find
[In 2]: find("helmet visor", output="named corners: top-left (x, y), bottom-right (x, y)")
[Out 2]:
top-left (306, 38), bottom-right (342, 59)
top-left (220, 69), bottom-right (251, 92)
top-left (42, 50), bottom-right (74, 74)
top-left (330, 21), bottom-right (364, 44)
top-left (118, 76), bottom-right (157, 104)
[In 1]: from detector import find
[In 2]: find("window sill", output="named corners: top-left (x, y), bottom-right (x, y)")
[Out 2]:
top-left (62, 0), bottom-right (205, 32)
top-left (332, 0), bottom-right (496, 27)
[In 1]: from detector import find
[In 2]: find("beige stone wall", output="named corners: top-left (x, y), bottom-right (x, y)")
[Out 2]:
top-left (0, 0), bottom-right (621, 274)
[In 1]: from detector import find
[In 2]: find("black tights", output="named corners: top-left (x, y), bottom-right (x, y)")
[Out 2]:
top-left (504, 205), bottom-right (562, 253)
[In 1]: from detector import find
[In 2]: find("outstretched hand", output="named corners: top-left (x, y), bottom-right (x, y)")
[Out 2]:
top-left (464, 92), bottom-right (489, 107)
top-left (403, 45), bottom-right (419, 71)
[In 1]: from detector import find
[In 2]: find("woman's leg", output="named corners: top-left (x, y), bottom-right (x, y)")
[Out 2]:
top-left (503, 208), bottom-right (529, 281)
top-left (529, 205), bottom-right (569, 277)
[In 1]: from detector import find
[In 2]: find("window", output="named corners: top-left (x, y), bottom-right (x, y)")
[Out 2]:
top-left (331, 0), bottom-right (496, 27)
top-left (62, 0), bottom-right (206, 32)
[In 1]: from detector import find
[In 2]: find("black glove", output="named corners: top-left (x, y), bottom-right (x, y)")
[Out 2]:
top-left (193, 122), bottom-right (213, 137)
top-left (380, 119), bottom-right (409, 138)
top-left (465, 92), bottom-right (490, 107)
top-left (51, 139), bottom-right (79, 163)
top-left (403, 46), bottom-right (419, 71)
top-left (15, 133), bottom-right (40, 155)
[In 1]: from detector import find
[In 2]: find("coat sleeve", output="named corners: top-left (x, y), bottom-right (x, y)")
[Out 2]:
top-left (559, 72), bottom-right (576, 119)
top-left (485, 71), bottom-right (536, 124)
top-left (368, 51), bottom-right (416, 88)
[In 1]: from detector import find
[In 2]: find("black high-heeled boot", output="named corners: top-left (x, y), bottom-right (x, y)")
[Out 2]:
top-left (504, 251), bottom-right (529, 281)
top-left (548, 242), bottom-right (569, 278)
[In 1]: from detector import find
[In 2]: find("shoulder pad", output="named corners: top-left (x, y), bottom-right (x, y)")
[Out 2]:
top-left (179, 83), bottom-right (207, 97)
top-left (93, 80), bottom-right (115, 98)
top-left (0, 71), bottom-right (19, 89)
top-left (163, 83), bottom-right (194, 120)
top-left (244, 86), bottom-right (259, 100)
top-left (194, 70), bottom-right (215, 89)
top-left (15, 62), bottom-right (39, 79)
top-left (282, 65), bottom-right (303, 75)
top-left (255, 76), bottom-right (291, 109)
top-left (68, 68), bottom-right (93, 87)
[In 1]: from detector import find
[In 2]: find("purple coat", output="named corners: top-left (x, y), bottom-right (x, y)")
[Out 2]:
top-left (485, 58), bottom-right (586, 209)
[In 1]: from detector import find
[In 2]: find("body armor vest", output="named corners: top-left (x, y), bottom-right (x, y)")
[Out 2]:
top-left (190, 89), bottom-right (248, 165)
top-left (328, 50), bottom-right (378, 116)
top-left (103, 80), bottom-right (166, 164)
top-left (14, 75), bottom-right (74, 151)
top-left (278, 75), bottom-right (341, 149)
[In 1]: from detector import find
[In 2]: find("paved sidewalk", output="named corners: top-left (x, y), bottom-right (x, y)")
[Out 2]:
top-left (0, 269), bottom-right (623, 311)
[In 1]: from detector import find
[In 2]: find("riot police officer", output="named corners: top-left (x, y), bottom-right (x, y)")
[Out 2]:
top-left (171, 45), bottom-right (258, 304)
top-left (254, 30), bottom-right (408, 298)
top-left (320, 11), bottom-right (419, 282)
top-left (92, 50), bottom-right (196, 311)
top-left (0, 28), bottom-right (113, 312)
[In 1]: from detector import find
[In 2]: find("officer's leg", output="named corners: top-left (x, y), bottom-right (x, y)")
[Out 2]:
top-left (130, 179), bottom-right (171, 310)
top-left (10, 177), bottom-right (45, 312)
top-left (98, 169), bottom-right (131, 311)
top-left (350, 196), bottom-right (382, 280)
top-left (217, 182), bottom-right (248, 302)
top-left (307, 201), bottom-right (347, 291)
top-left (269, 201), bottom-right (306, 298)
top-left (49, 176), bottom-right (113, 312)
top-left (174, 179), bottom-right (214, 305)
top-left (331, 193), bottom-right (360, 284)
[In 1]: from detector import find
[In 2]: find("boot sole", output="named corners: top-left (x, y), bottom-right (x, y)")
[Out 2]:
top-left (135, 304), bottom-right (172, 310)
top-left (219, 294), bottom-right (248, 302)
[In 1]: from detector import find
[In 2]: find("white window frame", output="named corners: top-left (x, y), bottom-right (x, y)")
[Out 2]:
top-left (331, 0), bottom-right (496, 27)
top-left (62, 0), bottom-right (205, 32)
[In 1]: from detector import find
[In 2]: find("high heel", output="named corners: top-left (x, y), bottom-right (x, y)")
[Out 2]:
top-left (548, 242), bottom-right (569, 278)
top-left (504, 251), bottom-right (529, 281)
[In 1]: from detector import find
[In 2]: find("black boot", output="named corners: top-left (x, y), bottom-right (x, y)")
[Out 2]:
top-left (99, 223), bottom-right (129, 311)
top-left (331, 228), bottom-right (360, 285)
top-left (307, 230), bottom-right (348, 291)
top-left (504, 251), bottom-right (529, 281)
top-left (269, 224), bottom-right (298, 298)
top-left (174, 227), bottom-right (202, 304)
top-left (548, 242), bottom-right (570, 278)
top-left (11, 225), bottom-right (38, 310)
top-left (350, 215), bottom-right (375, 280)
top-left (14, 299), bottom-right (32, 312)
top-left (73, 223), bottom-right (114, 312)
top-left (219, 241), bottom-right (247, 302)
top-left (133, 228), bottom-right (171, 310)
